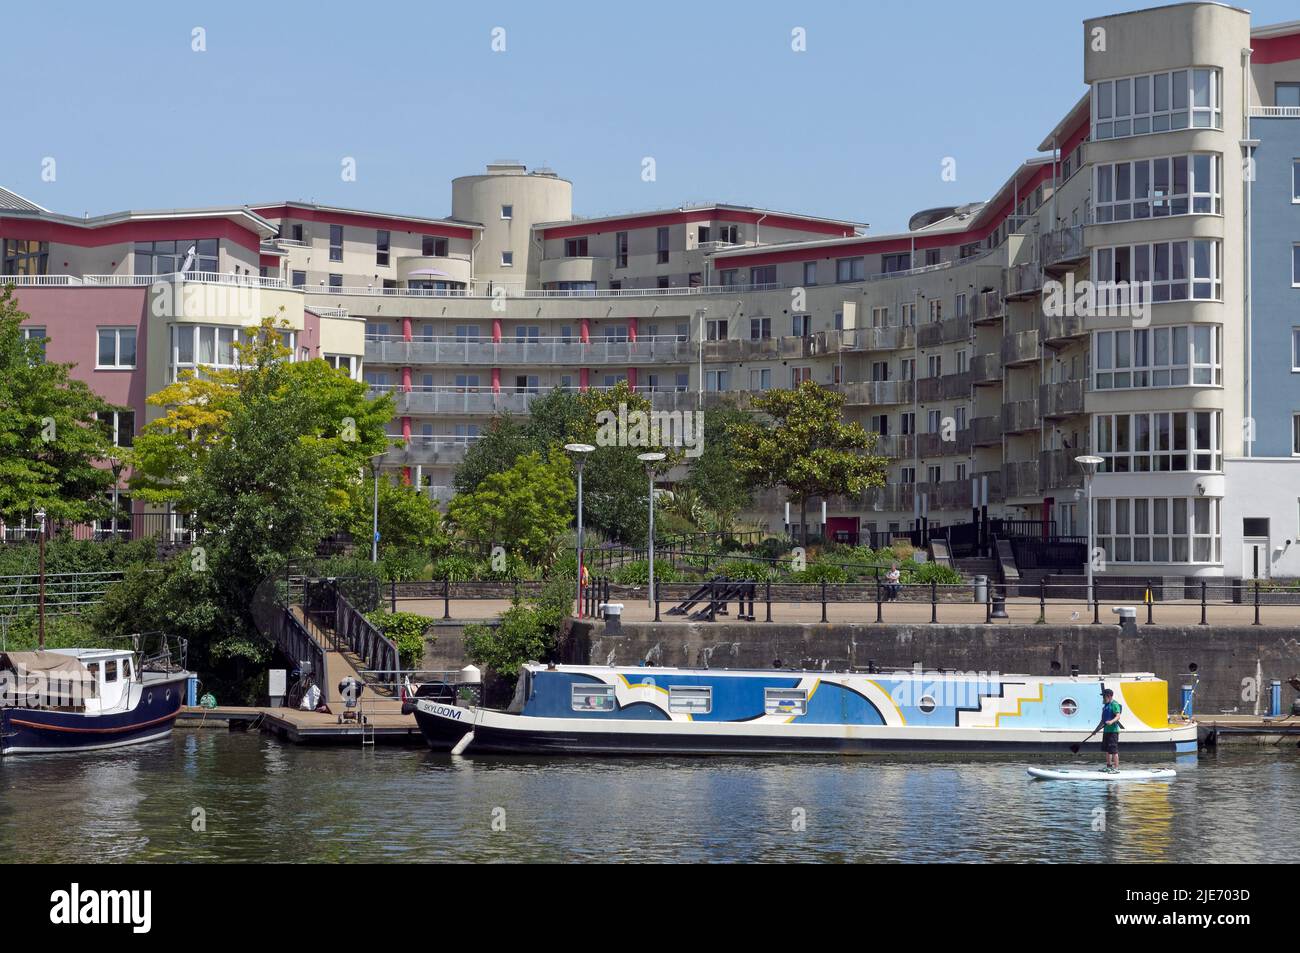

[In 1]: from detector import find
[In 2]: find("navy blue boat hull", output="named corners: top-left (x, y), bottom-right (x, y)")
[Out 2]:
top-left (1, 674), bottom-right (188, 755)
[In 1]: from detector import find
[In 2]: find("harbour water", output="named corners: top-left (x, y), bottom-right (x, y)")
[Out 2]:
top-left (0, 731), bottom-right (1296, 863)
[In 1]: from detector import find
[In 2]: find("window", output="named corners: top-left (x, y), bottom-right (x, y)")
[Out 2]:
top-left (97, 328), bottom-right (137, 368)
top-left (571, 684), bottom-right (615, 711)
top-left (871, 307), bottom-right (889, 327)
top-left (1094, 154), bottom-right (1220, 222)
top-left (900, 412), bottom-right (915, 434)
top-left (1094, 496), bottom-right (1220, 564)
top-left (329, 273), bottom-right (343, 289)
top-left (602, 325), bottom-right (628, 343)
top-left (564, 237), bottom-right (589, 257)
top-left (134, 239), bottom-right (217, 276)
top-left (1093, 69), bottom-right (1220, 140)
top-left (717, 224), bottom-right (739, 244)
top-left (104, 660), bottom-right (118, 683)
top-left (171, 325), bottom-right (262, 378)
top-left (656, 227), bottom-right (670, 264)
top-left (291, 270), bottom-right (306, 287)
top-left (500, 205), bottom-right (513, 220)
top-left (515, 325), bottom-right (540, 341)
top-left (1293, 328), bottom-right (1300, 371)
top-left (696, 225), bottom-right (711, 244)
top-left (2, 239), bottom-right (49, 276)
top-left (900, 358), bottom-right (915, 381)
top-left (900, 466), bottom-right (916, 484)
top-left (792, 314), bottom-right (811, 337)
top-left (749, 317), bottom-right (771, 340)
top-left (1277, 83), bottom-right (1300, 108)
top-left (501, 251), bottom-right (513, 267)
top-left (717, 269), bottom-right (738, 287)
top-left (669, 686), bottom-right (712, 715)
top-left (95, 410), bottom-right (135, 448)
top-left (454, 325), bottom-right (480, 340)
top-left (376, 229), bottom-right (390, 266)
top-left (705, 369), bottom-right (728, 391)
top-left (329, 225), bottom-right (343, 262)
top-left (764, 687), bottom-right (807, 717)
top-left (924, 248), bottom-right (941, 266)
top-left (325, 354), bottom-right (358, 379)
top-left (1093, 240), bottom-right (1220, 303)
top-left (955, 462), bottom-right (967, 481)
top-left (927, 410), bottom-right (942, 432)
top-left (791, 366), bottom-right (811, 386)
top-left (750, 368), bottom-right (772, 390)
top-left (706, 319), bottom-right (728, 341)
top-left (1092, 325), bottom-right (1220, 390)
top-left (900, 303), bottom-right (916, 327)
top-left (656, 276), bottom-right (669, 289)
top-left (927, 465), bottom-right (942, 484)
top-left (1294, 245), bottom-right (1300, 287)
top-left (615, 231), bottom-right (628, 268)
top-left (1095, 411), bottom-right (1221, 473)
top-left (750, 265), bottom-right (776, 286)
top-left (954, 293), bottom-right (967, 319)
top-left (803, 262), bottom-right (817, 286)
top-left (836, 257), bottom-right (865, 282)
top-left (881, 253), bottom-right (911, 274)
top-left (928, 299), bottom-right (943, 323)
top-left (20, 326), bottom-right (46, 361)
top-left (955, 349), bottom-right (968, 373)
top-left (1060, 698), bottom-right (1079, 716)
top-left (1294, 414), bottom-right (1300, 456)
top-left (927, 354), bottom-right (942, 378)
top-left (422, 235), bottom-right (448, 257)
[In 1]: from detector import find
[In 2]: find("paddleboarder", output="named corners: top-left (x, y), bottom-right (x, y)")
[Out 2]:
top-left (1100, 688), bottom-right (1123, 772)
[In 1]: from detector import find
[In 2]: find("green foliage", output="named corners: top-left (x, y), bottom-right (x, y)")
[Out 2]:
top-left (790, 561), bottom-right (849, 584)
top-left (430, 553), bottom-right (483, 582)
top-left (447, 451), bottom-right (574, 566)
top-left (0, 537), bottom-right (158, 577)
top-left (349, 477), bottom-right (448, 572)
top-left (0, 286), bottom-right (116, 523)
top-left (728, 381), bottom-right (887, 530)
top-left (713, 559), bottom-right (779, 582)
top-left (685, 401), bottom-right (753, 535)
top-left (364, 609), bottom-right (432, 669)
top-left (903, 560), bottom-right (963, 586)
top-left (611, 559), bottom-right (678, 586)
top-left (463, 578), bottom-right (572, 680)
top-left (0, 612), bottom-right (100, 651)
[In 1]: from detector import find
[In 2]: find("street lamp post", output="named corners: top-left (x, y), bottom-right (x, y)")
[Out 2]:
top-left (371, 460), bottom-right (381, 563)
top-left (637, 452), bottom-right (666, 608)
top-left (36, 507), bottom-right (46, 650)
top-left (1075, 455), bottom-right (1103, 609)
top-left (565, 443), bottom-right (595, 614)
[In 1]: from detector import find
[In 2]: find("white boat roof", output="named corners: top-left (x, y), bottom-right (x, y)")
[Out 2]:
top-left (526, 663), bottom-right (1162, 683)
top-left (48, 648), bottom-right (133, 661)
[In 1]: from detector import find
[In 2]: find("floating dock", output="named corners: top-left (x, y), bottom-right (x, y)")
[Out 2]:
top-left (1196, 714), bottom-right (1300, 745)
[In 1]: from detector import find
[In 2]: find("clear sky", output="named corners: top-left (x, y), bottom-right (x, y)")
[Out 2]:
top-left (4, 0), bottom-right (1296, 234)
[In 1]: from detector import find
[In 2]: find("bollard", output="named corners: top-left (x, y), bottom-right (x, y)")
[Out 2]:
top-left (1270, 679), bottom-right (1282, 717)
top-left (1254, 580), bottom-right (1261, 626)
top-left (985, 582), bottom-right (992, 624)
top-left (1039, 577), bottom-right (1046, 620)
top-left (765, 580), bottom-right (772, 623)
top-left (820, 580), bottom-right (828, 624)
top-left (654, 589), bottom-right (661, 622)
top-left (1199, 581), bottom-right (1207, 625)
top-left (1092, 581), bottom-right (1100, 625)
top-left (1181, 683), bottom-right (1195, 718)
top-left (930, 580), bottom-right (938, 623)
top-left (875, 570), bottom-right (883, 623)
top-left (442, 577), bottom-right (451, 620)
top-left (1145, 578), bottom-right (1154, 625)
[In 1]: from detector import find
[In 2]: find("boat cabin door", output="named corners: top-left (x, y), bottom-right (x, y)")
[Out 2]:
top-left (94, 656), bottom-right (132, 710)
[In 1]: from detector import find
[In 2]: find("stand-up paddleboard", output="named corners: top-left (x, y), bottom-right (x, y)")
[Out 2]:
top-left (1027, 767), bottom-right (1176, 781)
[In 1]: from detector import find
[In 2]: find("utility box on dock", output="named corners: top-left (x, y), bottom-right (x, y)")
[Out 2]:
top-left (600, 603), bottom-right (624, 633)
top-left (268, 669), bottom-right (287, 708)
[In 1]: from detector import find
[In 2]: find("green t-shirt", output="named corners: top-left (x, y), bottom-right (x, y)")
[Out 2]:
top-left (1102, 700), bottom-right (1122, 733)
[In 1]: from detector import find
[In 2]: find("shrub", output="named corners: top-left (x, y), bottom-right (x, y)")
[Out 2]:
top-left (612, 559), bottom-right (678, 586)
top-left (364, 610), bottom-right (432, 669)
top-left (789, 561), bottom-right (848, 584)
top-left (714, 559), bottom-right (779, 582)
top-left (903, 560), bottom-right (963, 586)
top-left (430, 553), bottom-right (483, 581)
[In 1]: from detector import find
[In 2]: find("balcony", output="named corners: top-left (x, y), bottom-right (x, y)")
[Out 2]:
top-left (917, 315), bottom-right (970, 349)
top-left (1040, 448), bottom-right (1085, 493)
top-left (971, 416), bottom-right (1001, 446)
top-left (365, 335), bottom-right (695, 367)
top-left (1039, 380), bottom-right (1086, 419)
top-left (539, 256), bottom-right (613, 287)
top-left (1000, 399), bottom-right (1040, 434)
top-left (1040, 225), bottom-right (1086, 274)
top-left (915, 479), bottom-right (978, 511)
top-left (836, 380), bottom-right (915, 406)
top-left (1003, 262), bottom-right (1043, 300)
top-left (970, 352), bottom-right (1001, 386)
top-left (816, 326), bottom-right (915, 353)
top-left (917, 370), bottom-right (972, 403)
top-left (378, 385), bottom-right (708, 416)
top-left (396, 254), bottom-right (473, 287)
top-left (1040, 311), bottom-right (1087, 346)
top-left (382, 436), bottom-right (477, 468)
top-left (874, 433), bottom-right (914, 459)
top-left (1002, 460), bottom-right (1041, 500)
top-left (971, 290), bottom-right (1005, 325)
top-left (1000, 329), bottom-right (1039, 367)
top-left (702, 335), bottom-right (813, 363)
top-left (860, 483), bottom-right (916, 512)
top-left (917, 429), bottom-right (972, 457)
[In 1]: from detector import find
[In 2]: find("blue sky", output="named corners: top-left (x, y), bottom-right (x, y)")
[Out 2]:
top-left (4, 0), bottom-right (1296, 233)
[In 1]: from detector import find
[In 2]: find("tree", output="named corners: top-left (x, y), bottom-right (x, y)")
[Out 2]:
top-left (348, 477), bottom-right (449, 580)
top-left (125, 316), bottom-right (393, 676)
top-left (685, 400), bottom-right (754, 536)
top-left (447, 451), bottom-right (575, 567)
top-left (452, 416), bottom-right (533, 495)
top-left (0, 286), bottom-right (116, 523)
top-left (728, 380), bottom-right (887, 539)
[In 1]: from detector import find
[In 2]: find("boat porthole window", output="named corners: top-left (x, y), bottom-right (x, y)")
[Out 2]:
top-left (146, 692), bottom-right (152, 704)
top-left (918, 695), bottom-right (937, 714)
top-left (1061, 698), bottom-right (1079, 716)
top-left (165, 689), bottom-right (172, 702)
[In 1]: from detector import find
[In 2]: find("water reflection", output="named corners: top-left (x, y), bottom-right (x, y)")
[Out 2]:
top-left (0, 735), bottom-right (1295, 863)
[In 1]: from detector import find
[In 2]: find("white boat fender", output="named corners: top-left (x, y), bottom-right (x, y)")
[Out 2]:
top-left (450, 731), bottom-right (475, 756)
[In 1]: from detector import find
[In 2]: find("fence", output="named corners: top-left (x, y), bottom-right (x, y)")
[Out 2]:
top-left (0, 513), bottom-right (197, 545)
top-left (0, 570), bottom-right (129, 616)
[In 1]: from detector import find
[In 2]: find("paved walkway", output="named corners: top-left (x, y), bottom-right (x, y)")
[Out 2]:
top-left (396, 596), bottom-right (1292, 628)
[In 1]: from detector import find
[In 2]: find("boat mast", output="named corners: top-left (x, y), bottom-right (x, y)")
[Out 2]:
top-left (36, 507), bottom-right (46, 651)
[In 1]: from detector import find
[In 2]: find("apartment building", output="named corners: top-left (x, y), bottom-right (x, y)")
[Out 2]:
top-left (3, 2), bottom-right (1298, 578)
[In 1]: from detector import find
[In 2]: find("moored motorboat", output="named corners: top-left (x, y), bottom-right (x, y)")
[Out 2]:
top-left (0, 644), bottom-right (191, 756)
top-left (411, 663), bottom-right (1198, 757)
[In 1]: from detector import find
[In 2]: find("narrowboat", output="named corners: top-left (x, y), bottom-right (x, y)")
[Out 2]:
top-left (411, 663), bottom-right (1198, 756)
top-left (0, 646), bottom-right (191, 756)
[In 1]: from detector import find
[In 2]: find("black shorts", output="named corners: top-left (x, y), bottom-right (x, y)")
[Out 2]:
top-left (1102, 733), bottom-right (1120, 753)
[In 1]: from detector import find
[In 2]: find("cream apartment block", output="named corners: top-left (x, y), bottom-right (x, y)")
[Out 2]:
top-left (4, 2), bottom-right (1300, 579)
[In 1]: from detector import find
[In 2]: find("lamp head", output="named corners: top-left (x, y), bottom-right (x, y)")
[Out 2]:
top-left (1073, 454), bottom-right (1103, 478)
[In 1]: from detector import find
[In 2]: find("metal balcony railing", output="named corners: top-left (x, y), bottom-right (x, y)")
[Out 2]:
top-left (1000, 329), bottom-right (1039, 366)
top-left (1039, 380), bottom-right (1086, 418)
top-left (1002, 460), bottom-right (1041, 499)
top-left (1000, 399), bottom-right (1040, 434)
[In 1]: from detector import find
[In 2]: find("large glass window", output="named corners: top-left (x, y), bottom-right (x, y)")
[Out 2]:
top-left (1094, 411), bottom-right (1221, 473)
top-left (1092, 325), bottom-right (1220, 390)
top-left (134, 239), bottom-right (217, 276)
top-left (97, 328), bottom-right (137, 368)
top-left (1093, 240), bottom-right (1220, 303)
top-left (329, 224), bottom-right (343, 262)
top-left (2, 239), bottom-right (49, 276)
top-left (1093, 69), bottom-right (1220, 140)
top-left (1095, 497), bottom-right (1219, 564)
top-left (1094, 154), bottom-right (1219, 222)
top-left (837, 257), bottom-right (866, 282)
top-left (376, 229), bottom-right (390, 266)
